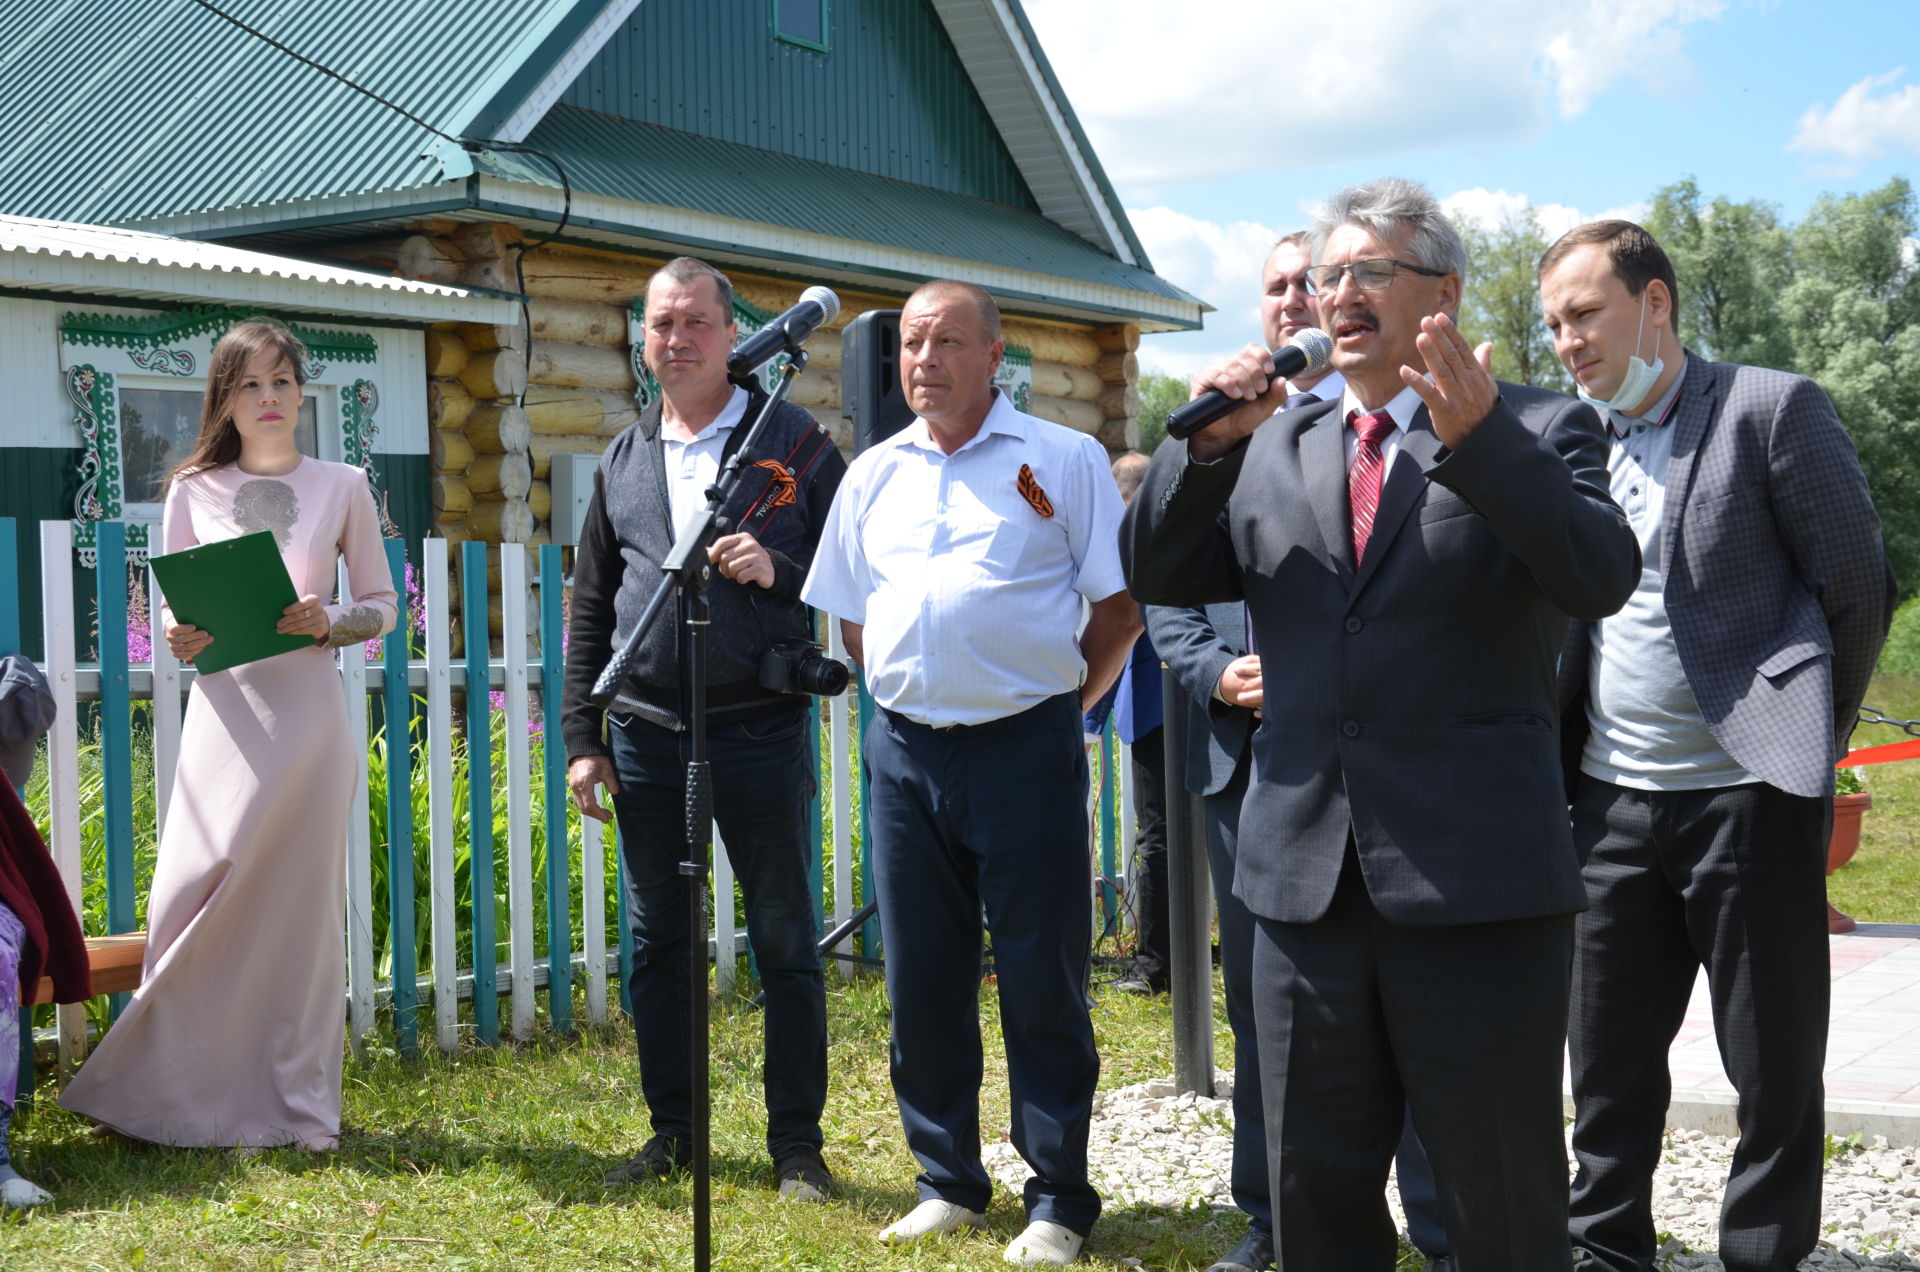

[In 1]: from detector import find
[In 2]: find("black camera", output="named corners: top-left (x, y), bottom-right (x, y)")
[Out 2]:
top-left (758, 639), bottom-right (850, 697)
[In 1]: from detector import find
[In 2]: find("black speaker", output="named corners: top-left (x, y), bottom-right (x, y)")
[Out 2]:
top-left (841, 309), bottom-right (915, 454)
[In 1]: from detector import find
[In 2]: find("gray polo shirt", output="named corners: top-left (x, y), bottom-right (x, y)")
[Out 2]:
top-left (1581, 368), bottom-right (1759, 790)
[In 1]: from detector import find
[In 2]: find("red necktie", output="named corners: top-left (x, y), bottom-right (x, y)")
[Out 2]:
top-left (1348, 410), bottom-right (1396, 565)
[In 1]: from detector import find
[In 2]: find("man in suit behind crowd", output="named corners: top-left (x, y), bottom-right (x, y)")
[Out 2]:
top-left (1539, 221), bottom-right (1894, 1272)
top-left (1123, 176), bottom-right (1639, 1269)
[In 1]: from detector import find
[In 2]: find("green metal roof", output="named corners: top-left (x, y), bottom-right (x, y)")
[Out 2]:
top-left (477, 107), bottom-right (1198, 308)
top-left (0, 0), bottom-right (603, 225)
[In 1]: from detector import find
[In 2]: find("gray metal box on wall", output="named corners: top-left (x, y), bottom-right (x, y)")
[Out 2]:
top-left (551, 453), bottom-right (600, 546)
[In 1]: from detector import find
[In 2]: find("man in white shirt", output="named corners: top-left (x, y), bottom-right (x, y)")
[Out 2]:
top-left (804, 279), bottom-right (1141, 1266)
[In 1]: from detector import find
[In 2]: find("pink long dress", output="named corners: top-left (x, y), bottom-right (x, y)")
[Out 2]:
top-left (61, 458), bottom-right (396, 1149)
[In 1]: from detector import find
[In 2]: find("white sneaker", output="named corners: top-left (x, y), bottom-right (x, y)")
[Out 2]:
top-left (877, 1197), bottom-right (987, 1243)
top-left (1005, 1219), bottom-right (1084, 1265)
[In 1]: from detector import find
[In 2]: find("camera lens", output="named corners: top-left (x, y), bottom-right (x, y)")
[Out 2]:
top-left (795, 655), bottom-right (850, 696)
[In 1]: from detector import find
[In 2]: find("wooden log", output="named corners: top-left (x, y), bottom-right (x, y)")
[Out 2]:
top-left (430, 426), bottom-right (474, 472)
top-left (786, 368), bottom-right (842, 410)
top-left (454, 221), bottom-right (524, 261)
top-left (466, 452), bottom-right (533, 499)
top-left (529, 340), bottom-right (635, 393)
top-left (1094, 324), bottom-right (1140, 353)
top-left (1098, 382), bottom-right (1141, 420)
top-left (1031, 360), bottom-right (1102, 402)
top-left (461, 320), bottom-right (527, 355)
top-left (465, 404), bottom-right (532, 454)
top-left (428, 379), bottom-right (473, 431)
top-left (1095, 350), bottom-right (1138, 383)
top-left (1002, 321), bottom-right (1101, 366)
top-left (434, 522), bottom-right (472, 546)
top-left (425, 328), bottom-right (468, 378)
top-left (528, 297), bottom-right (628, 347)
top-left (519, 249), bottom-right (657, 306)
top-left (397, 235), bottom-right (466, 284)
top-left (531, 434), bottom-right (612, 480)
top-left (523, 386), bottom-right (636, 439)
top-left (433, 475), bottom-right (472, 516)
top-left (466, 498), bottom-right (535, 544)
top-left (459, 348), bottom-right (528, 400)
top-left (528, 480), bottom-right (551, 523)
top-left (1027, 392), bottom-right (1104, 435)
top-left (1097, 417), bottom-right (1137, 453)
top-left (326, 237), bottom-right (409, 271)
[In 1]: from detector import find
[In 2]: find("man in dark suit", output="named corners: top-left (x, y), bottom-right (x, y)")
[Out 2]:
top-left (1539, 221), bottom-right (1895, 1272)
top-left (1124, 177), bottom-right (1639, 1270)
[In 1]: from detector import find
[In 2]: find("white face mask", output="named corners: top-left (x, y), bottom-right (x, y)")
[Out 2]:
top-left (1576, 290), bottom-right (1665, 417)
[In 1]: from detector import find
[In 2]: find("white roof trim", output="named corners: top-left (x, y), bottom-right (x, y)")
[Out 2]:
top-left (490, 0), bottom-right (651, 144)
top-left (929, 0), bottom-right (1135, 266)
top-left (479, 179), bottom-right (1197, 330)
top-left (0, 214), bottom-right (519, 325)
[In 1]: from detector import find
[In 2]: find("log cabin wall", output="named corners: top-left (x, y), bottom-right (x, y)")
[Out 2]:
top-left (334, 221), bottom-right (1144, 642)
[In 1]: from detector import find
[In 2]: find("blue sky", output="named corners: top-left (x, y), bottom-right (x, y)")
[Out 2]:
top-left (1022, 0), bottom-right (1920, 377)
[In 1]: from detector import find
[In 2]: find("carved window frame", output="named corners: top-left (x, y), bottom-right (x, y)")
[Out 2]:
top-left (58, 305), bottom-right (387, 565)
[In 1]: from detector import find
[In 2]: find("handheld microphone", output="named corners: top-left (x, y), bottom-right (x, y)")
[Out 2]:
top-left (1164, 327), bottom-right (1335, 439)
top-left (727, 286), bottom-right (842, 376)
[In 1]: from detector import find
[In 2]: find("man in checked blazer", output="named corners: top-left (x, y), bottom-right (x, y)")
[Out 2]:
top-left (1124, 177), bottom-right (1640, 1270)
top-left (1540, 222), bottom-right (1895, 1272)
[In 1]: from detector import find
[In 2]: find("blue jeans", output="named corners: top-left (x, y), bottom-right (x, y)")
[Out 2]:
top-left (607, 707), bottom-right (827, 1159)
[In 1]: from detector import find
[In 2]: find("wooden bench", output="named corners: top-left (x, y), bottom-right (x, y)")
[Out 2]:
top-left (27, 932), bottom-right (147, 1005)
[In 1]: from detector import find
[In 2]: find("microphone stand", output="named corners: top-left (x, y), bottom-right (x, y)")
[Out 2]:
top-left (590, 348), bottom-right (812, 1272)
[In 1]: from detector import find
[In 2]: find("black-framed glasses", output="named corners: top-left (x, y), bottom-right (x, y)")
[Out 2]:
top-left (1305, 258), bottom-right (1446, 295)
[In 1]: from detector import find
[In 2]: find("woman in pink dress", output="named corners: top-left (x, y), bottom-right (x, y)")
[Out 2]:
top-left (62, 319), bottom-right (396, 1150)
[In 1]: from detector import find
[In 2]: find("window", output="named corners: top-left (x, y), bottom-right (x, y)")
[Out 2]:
top-left (117, 384), bottom-right (323, 513)
top-left (773, 0), bottom-right (828, 52)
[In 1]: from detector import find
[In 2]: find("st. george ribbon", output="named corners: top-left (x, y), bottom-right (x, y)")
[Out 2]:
top-left (589, 284), bottom-right (841, 708)
top-left (1163, 326), bottom-right (1334, 439)
top-left (726, 286), bottom-right (841, 377)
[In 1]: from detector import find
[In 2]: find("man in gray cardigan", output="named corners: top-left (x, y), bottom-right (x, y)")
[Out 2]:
top-left (1541, 221), bottom-right (1894, 1272)
top-left (562, 257), bottom-right (845, 1200)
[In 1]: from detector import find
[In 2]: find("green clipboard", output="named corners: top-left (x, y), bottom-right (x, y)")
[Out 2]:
top-left (148, 530), bottom-right (315, 673)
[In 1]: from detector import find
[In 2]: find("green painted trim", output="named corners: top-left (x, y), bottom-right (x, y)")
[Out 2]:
top-left (473, 196), bottom-right (1205, 330)
top-left (66, 364), bottom-right (151, 567)
top-left (771, 0), bottom-right (830, 54)
top-left (342, 380), bottom-right (401, 538)
top-left (62, 305), bottom-right (378, 365)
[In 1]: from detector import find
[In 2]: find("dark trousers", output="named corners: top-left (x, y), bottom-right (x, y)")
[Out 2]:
top-left (1568, 777), bottom-right (1830, 1272)
top-left (1253, 851), bottom-right (1573, 1271)
top-left (1203, 751), bottom-right (1270, 1234)
top-left (865, 694), bottom-right (1102, 1236)
top-left (607, 708), bottom-right (828, 1159)
top-left (1130, 725), bottom-right (1170, 989)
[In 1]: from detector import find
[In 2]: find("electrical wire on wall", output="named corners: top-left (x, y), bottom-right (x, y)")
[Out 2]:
top-left (191, 0), bottom-right (573, 414)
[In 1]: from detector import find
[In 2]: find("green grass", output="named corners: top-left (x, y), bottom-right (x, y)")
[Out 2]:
top-left (1829, 673), bottom-right (1920, 924)
top-left (6, 968), bottom-right (1425, 1271)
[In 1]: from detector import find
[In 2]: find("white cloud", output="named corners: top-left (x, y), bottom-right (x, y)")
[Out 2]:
top-left (1441, 188), bottom-right (1649, 238)
top-left (1022, 0), bottom-right (1729, 198)
top-left (1790, 69), bottom-right (1920, 174)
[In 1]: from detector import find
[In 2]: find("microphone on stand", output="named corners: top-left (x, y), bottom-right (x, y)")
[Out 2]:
top-left (727, 286), bottom-right (841, 376)
top-left (1164, 327), bottom-right (1334, 439)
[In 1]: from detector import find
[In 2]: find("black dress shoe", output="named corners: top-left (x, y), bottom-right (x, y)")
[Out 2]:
top-left (1205, 1227), bottom-right (1274, 1272)
top-left (1425, 1256), bottom-right (1458, 1272)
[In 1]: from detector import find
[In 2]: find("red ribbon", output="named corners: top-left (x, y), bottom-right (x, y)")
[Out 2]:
top-left (1838, 738), bottom-right (1920, 768)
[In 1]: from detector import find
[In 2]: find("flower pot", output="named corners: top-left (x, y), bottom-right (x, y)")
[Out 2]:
top-left (1829, 791), bottom-right (1872, 875)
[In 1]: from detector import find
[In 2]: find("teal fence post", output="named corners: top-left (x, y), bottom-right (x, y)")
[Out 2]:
top-left (382, 538), bottom-right (418, 1056)
top-left (97, 521), bottom-right (135, 1019)
top-left (1, 518), bottom-right (31, 1102)
top-left (1100, 720), bottom-right (1118, 937)
top-left (856, 677), bottom-right (878, 959)
top-left (614, 828), bottom-right (634, 1017)
top-left (539, 545), bottom-right (572, 1034)
top-left (461, 541), bottom-right (498, 1044)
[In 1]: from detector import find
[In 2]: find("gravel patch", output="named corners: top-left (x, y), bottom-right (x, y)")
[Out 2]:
top-left (983, 1074), bottom-right (1920, 1268)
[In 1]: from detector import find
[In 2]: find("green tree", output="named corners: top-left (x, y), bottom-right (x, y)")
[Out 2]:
top-left (1780, 177), bottom-right (1920, 595)
top-left (1453, 209), bottom-right (1572, 394)
top-left (1644, 178), bottom-right (1794, 368)
top-left (1136, 370), bottom-right (1189, 455)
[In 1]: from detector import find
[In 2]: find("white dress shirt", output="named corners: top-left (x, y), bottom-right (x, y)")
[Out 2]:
top-left (661, 386), bottom-right (749, 545)
top-left (803, 389), bottom-right (1128, 726)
